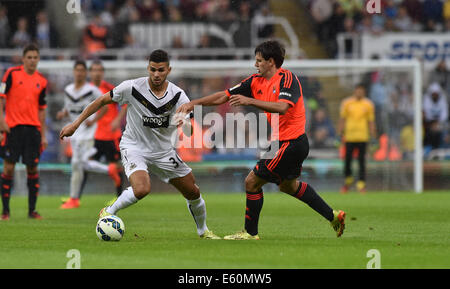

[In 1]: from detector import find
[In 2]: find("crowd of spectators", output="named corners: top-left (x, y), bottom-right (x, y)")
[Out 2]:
top-left (358, 59), bottom-right (450, 157)
top-left (0, 0), bottom-right (273, 58)
top-left (302, 0), bottom-right (450, 156)
top-left (86, 0), bottom-right (270, 24)
top-left (306, 0), bottom-right (450, 57)
top-left (0, 6), bottom-right (58, 50)
top-left (84, 0), bottom-right (274, 58)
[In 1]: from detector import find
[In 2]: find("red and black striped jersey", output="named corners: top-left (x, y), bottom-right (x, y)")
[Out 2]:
top-left (225, 68), bottom-right (305, 141)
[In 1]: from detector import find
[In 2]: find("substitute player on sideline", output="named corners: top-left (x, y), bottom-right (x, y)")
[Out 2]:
top-left (60, 50), bottom-right (220, 239)
top-left (89, 60), bottom-right (126, 197)
top-left (57, 60), bottom-right (105, 209)
top-left (0, 44), bottom-right (47, 220)
top-left (177, 40), bottom-right (346, 240)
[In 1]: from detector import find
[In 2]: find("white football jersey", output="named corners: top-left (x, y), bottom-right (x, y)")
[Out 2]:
top-left (64, 82), bottom-right (102, 140)
top-left (111, 77), bottom-right (190, 157)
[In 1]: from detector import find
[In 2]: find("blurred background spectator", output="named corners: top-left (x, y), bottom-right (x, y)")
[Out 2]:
top-left (0, 5), bottom-right (10, 48)
top-left (429, 59), bottom-right (450, 97)
top-left (253, 4), bottom-right (275, 39)
top-left (310, 107), bottom-right (336, 148)
top-left (11, 17), bottom-right (31, 48)
top-left (423, 82), bottom-right (449, 150)
top-left (83, 14), bottom-right (109, 55)
top-left (310, 0), bottom-right (333, 42)
top-left (35, 10), bottom-right (58, 49)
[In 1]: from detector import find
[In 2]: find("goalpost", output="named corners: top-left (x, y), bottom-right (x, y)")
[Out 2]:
top-left (37, 59), bottom-right (423, 193)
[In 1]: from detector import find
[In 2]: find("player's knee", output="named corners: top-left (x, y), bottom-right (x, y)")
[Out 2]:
top-left (129, 171), bottom-right (151, 199)
top-left (245, 174), bottom-right (261, 192)
top-left (3, 161), bottom-right (15, 176)
top-left (279, 180), bottom-right (298, 195)
top-left (26, 165), bottom-right (38, 175)
top-left (3, 166), bottom-right (14, 176)
top-left (183, 184), bottom-right (200, 200)
top-left (132, 183), bottom-right (151, 199)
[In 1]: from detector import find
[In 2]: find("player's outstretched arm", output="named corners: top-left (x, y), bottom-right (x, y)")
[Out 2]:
top-left (60, 92), bottom-right (114, 139)
top-left (229, 94), bottom-right (290, 114)
top-left (85, 105), bottom-right (108, 127)
top-left (176, 91), bottom-right (229, 115)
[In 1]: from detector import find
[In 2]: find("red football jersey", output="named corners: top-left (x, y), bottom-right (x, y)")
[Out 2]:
top-left (0, 65), bottom-right (47, 128)
top-left (226, 68), bottom-right (305, 141)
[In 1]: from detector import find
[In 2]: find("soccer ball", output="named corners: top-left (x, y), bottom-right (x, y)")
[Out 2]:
top-left (96, 215), bottom-right (125, 241)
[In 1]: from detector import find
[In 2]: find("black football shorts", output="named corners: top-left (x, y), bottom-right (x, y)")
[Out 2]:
top-left (92, 139), bottom-right (121, 163)
top-left (253, 133), bottom-right (309, 185)
top-left (0, 125), bottom-right (42, 166)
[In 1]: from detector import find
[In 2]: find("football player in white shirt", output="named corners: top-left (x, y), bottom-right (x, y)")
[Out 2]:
top-left (57, 60), bottom-right (119, 209)
top-left (60, 50), bottom-right (220, 239)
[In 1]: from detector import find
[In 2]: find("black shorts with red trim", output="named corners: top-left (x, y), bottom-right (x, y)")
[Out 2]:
top-left (0, 125), bottom-right (42, 166)
top-left (253, 133), bottom-right (309, 185)
top-left (92, 139), bottom-right (121, 163)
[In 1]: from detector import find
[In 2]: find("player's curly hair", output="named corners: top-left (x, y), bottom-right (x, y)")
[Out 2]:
top-left (255, 40), bottom-right (285, 68)
top-left (149, 49), bottom-right (170, 64)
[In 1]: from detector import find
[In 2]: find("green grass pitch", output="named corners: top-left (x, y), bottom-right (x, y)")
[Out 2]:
top-left (0, 192), bottom-right (449, 269)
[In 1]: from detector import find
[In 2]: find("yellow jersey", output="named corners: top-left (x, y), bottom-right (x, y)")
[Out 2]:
top-left (340, 96), bottom-right (375, 142)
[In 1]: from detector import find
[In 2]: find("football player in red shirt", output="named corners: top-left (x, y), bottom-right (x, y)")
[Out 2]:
top-left (177, 40), bottom-right (346, 239)
top-left (0, 44), bottom-right (47, 220)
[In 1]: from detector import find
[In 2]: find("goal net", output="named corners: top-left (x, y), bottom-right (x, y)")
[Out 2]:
top-left (29, 59), bottom-right (429, 194)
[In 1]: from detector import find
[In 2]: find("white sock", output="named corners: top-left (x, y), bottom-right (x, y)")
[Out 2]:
top-left (107, 187), bottom-right (138, 215)
top-left (186, 195), bottom-right (208, 236)
top-left (70, 162), bottom-right (84, 199)
top-left (84, 159), bottom-right (109, 174)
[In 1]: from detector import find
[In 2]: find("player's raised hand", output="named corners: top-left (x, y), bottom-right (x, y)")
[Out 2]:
top-left (174, 103), bottom-right (194, 126)
top-left (171, 111), bottom-right (192, 127)
top-left (59, 123), bottom-right (78, 139)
